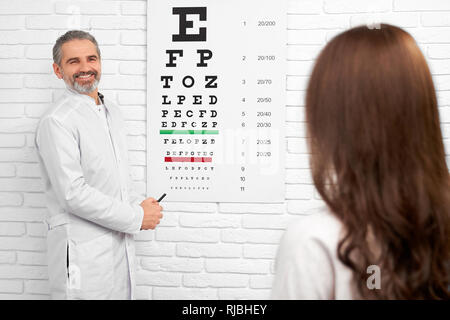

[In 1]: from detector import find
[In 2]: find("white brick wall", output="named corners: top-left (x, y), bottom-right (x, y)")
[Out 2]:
top-left (0, 0), bottom-right (449, 299)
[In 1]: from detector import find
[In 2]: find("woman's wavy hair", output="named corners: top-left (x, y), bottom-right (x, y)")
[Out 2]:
top-left (306, 24), bottom-right (450, 299)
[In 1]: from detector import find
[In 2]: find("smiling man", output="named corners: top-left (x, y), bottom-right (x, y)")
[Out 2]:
top-left (35, 30), bottom-right (163, 300)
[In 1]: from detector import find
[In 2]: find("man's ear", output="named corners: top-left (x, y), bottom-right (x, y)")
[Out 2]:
top-left (53, 63), bottom-right (63, 79)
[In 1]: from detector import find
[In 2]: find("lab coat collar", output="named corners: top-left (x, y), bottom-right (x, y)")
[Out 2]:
top-left (64, 88), bottom-right (115, 117)
top-left (64, 87), bottom-right (104, 107)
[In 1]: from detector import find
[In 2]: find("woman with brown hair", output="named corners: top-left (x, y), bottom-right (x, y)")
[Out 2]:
top-left (272, 24), bottom-right (450, 299)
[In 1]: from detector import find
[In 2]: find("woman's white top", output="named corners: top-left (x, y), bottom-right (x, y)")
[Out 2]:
top-left (271, 206), bottom-right (359, 299)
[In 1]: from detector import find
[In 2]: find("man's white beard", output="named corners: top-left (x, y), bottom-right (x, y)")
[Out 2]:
top-left (73, 78), bottom-right (99, 93)
top-left (61, 70), bottom-right (100, 94)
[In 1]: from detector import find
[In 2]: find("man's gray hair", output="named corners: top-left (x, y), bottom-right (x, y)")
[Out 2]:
top-left (53, 30), bottom-right (101, 66)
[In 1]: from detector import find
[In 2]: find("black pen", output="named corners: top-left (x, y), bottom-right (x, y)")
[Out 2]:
top-left (157, 193), bottom-right (167, 202)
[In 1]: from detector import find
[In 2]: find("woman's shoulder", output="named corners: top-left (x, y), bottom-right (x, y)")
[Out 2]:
top-left (282, 205), bottom-right (344, 253)
top-left (273, 205), bottom-right (357, 299)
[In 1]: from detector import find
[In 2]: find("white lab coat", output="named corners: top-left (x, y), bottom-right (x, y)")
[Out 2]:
top-left (35, 88), bottom-right (145, 300)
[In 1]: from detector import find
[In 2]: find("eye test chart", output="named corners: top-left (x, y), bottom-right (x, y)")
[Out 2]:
top-left (147, 0), bottom-right (286, 202)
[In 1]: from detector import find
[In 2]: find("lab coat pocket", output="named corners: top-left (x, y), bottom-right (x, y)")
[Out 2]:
top-left (68, 232), bottom-right (114, 299)
top-left (46, 224), bottom-right (70, 299)
top-left (81, 143), bottom-right (107, 178)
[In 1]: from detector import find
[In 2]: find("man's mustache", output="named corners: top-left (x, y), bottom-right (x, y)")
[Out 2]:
top-left (73, 71), bottom-right (98, 80)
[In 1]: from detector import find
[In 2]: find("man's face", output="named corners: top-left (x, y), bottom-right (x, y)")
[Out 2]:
top-left (53, 39), bottom-right (101, 94)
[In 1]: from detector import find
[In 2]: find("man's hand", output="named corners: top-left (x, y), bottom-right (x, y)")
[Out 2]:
top-left (140, 197), bottom-right (163, 230)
